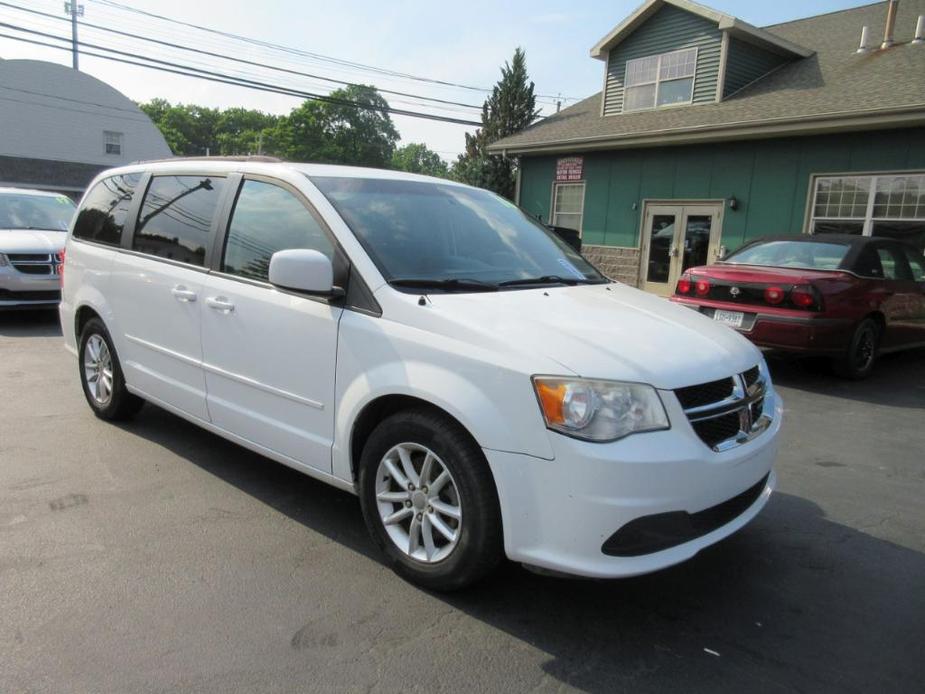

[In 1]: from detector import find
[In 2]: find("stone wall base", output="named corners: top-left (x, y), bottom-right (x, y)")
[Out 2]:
top-left (582, 245), bottom-right (641, 287)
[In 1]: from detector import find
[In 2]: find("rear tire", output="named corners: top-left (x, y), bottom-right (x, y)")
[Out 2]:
top-left (78, 317), bottom-right (144, 420)
top-left (358, 408), bottom-right (503, 591)
top-left (833, 317), bottom-right (880, 380)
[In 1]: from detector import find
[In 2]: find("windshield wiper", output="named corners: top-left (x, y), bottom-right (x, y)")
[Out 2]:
top-left (388, 278), bottom-right (499, 292)
top-left (497, 275), bottom-right (591, 287)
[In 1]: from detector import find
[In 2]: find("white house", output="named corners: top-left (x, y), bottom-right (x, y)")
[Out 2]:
top-left (0, 59), bottom-right (171, 197)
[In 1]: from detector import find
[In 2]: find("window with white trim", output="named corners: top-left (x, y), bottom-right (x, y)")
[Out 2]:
top-left (623, 47), bottom-right (697, 112)
top-left (104, 130), bottom-right (123, 156)
top-left (810, 173), bottom-right (925, 251)
top-left (551, 182), bottom-right (585, 234)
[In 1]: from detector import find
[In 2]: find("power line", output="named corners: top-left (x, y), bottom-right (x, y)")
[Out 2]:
top-left (85, 0), bottom-right (580, 103)
top-left (0, 26), bottom-right (483, 126)
top-left (0, 1), bottom-right (486, 112)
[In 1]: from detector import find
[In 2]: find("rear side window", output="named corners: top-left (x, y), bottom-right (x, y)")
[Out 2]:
top-left (875, 245), bottom-right (911, 281)
top-left (133, 175), bottom-right (225, 266)
top-left (73, 174), bottom-right (141, 245)
top-left (221, 180), bottom-right (334, 282)
top-left (903, 247), bottom-right (925, 282)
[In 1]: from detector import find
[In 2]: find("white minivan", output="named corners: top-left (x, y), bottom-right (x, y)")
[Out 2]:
top-left (61, 159), bottom-right (781, 590)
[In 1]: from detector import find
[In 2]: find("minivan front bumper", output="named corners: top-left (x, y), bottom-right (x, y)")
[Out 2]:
top-left (0, 265), bottom-right (61, 308)
top-left (484, 390), bottom-right (781, 579)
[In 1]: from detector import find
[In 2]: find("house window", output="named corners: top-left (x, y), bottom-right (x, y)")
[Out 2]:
top-left (552, 182), bottom-right (585, 233)
top-left (623, 47), bottom-right (697, 112)
top-left (810, 173), bottom-right (925, 251)
top-left (104, 131), bottom-right (123, 156)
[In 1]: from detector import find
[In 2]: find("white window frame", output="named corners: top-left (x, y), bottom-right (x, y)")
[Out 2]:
top-left (551, 182), bottom-right (586, 236)
top-left (103, 130), bottom-right (123, 156)
top-left (807, 171), bottom-right (925, 237)
top-left (622, 47), bottom-right (698, 113)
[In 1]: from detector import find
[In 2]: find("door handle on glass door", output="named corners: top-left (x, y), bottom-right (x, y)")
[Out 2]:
top-left (171, 286), bottom-right (198, 302)
top-left (205, 296), bottom-right (235, 313)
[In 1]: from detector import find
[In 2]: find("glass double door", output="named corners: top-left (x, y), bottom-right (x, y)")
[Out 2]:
top-left (641, 203), bottom-right (724, 296)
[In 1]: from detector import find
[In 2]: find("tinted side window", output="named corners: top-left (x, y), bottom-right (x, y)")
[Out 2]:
top-left (854, 247), bottom-right (884, 278)
top-left (73, 174), bottom-right (141, 245)
top-left (903, 247), bottom-right (925, 282)
top-left (875, 245), bottom-right (911, 281)
top-left (133, 175), bottom-right (225, 266)
top-left (222, 180), bottom-right (334, 282)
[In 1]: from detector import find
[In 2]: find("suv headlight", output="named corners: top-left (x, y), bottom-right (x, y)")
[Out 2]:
top-left (532, 377), bottom-right (669, 442)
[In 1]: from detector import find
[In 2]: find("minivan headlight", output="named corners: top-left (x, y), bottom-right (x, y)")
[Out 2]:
top-left (532, 377), bottom-right (669, 442)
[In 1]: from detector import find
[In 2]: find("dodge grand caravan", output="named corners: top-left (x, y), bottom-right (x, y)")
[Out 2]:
top-left (60, 159), bottom-right (781, 590)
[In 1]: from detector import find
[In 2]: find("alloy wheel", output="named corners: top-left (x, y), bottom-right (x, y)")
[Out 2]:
top-left (83, 334), bottom-right (113, 406)
top-left (375, 442), bottom-right (462, 563)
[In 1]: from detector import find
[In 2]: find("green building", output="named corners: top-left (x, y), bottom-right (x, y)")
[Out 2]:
top-left (490, 0), bottom-right (925, 295)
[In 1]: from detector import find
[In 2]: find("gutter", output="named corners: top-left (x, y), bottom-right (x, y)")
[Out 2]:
top-left (486, 104), bottom-right (925, 155)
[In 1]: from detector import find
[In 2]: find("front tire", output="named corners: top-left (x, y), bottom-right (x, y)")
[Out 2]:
top-left (833, 317), bottom-right (880, 380)
top-left (358, 408), bottom-right (503, 591)
top-left (78, 317), bottom-right (144, 420)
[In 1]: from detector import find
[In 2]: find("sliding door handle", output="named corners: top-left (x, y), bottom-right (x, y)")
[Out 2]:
top-left (171, 286), bottom-right (198, 302)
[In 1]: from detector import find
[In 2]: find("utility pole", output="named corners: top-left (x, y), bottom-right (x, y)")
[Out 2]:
top-left (64, 2), bottom-right (84, 70)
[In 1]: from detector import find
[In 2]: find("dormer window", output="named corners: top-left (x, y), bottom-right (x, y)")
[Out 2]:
top-left (624, 47), bottom-right (697, 111)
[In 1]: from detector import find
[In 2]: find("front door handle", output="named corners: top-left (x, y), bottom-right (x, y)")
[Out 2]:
top-left (205, 296), bottom-right (235, 313)
top-left (171, 285), bottom-right (197, 302)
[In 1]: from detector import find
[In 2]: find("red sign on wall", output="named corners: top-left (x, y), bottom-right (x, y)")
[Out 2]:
top-left (556, 157), bottom-right (583, 182)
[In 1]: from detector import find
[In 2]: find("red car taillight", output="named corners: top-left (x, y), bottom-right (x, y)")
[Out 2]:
top-left (764, 286), bottom-right (784, 305)
top-left (694, 277), bottom-right (711, 297)
top-left (791, 284), bottom-right (822, 311)
top-left (676, 273), bottom-right (692, 295)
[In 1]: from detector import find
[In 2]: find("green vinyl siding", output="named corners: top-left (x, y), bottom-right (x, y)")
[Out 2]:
top-left (518, 127), bottom-right (925, 252)
top-left (603, 4), bottom-right (722, 116)
top-left (723, 38), bottom-right (791, 98)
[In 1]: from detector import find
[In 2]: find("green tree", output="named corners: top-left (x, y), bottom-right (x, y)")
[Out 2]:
top-left (138, 99), bottom-right (219, 156)
top-left (281, 85), bottom-right (398, 166)
top-left (391, 143), bottom-right (449, 178)
top-left (451, 48), bottom-right (539, 199)
top-left (140, 86), bottom-right (399, 166)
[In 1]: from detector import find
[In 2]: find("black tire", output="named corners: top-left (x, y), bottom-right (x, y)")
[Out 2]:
top-left (833, 317), bottom-right (880, 380)
top-left (358, 408), bottom-right (503, 591)
top-left (78, 317), bottom-right (144, 420)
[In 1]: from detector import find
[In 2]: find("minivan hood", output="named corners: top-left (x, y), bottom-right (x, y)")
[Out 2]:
top-left (400, 283), bottom-right (762, 390)
top-left (0, 229), bottom-right (66, 253)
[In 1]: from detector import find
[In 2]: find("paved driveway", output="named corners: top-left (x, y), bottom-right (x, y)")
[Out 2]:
top-left (1, 311), bottom-right (923, 693)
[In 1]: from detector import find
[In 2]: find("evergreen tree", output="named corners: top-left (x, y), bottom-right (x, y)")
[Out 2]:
top-left (451, 48), bottom-right (539, 199)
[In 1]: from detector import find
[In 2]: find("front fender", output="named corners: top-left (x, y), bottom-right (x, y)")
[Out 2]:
top-left (332, 314), bottom-right (556, 484)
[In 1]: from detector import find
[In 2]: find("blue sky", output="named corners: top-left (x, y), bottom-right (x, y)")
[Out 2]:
top-left (1, 0), bottom-right (876, 159)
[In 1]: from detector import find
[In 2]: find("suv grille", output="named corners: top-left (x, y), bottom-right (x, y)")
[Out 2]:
top-left (676, 364), bottom-right (772, 451)
top-left (7, 253), bottom-right (58, 276)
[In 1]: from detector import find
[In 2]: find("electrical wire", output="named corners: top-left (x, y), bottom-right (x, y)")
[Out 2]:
top-left (0, 24), bottom-right (483, 126)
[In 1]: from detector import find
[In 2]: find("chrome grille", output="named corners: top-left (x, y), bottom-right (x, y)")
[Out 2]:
top-left (676, 363), bottom-right (772, 452)
top-left (7, 253), bottom-right (59, 276)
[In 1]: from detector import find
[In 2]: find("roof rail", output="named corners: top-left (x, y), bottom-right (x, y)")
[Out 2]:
top-left (132, 155), bottom-right (284, 164)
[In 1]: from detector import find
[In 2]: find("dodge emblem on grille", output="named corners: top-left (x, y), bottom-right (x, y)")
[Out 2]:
top-left (729, 286), bottom-right (741, 297)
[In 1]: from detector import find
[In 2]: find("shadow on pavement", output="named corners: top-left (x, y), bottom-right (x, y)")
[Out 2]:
top-left (121, 404), bottom-right (925, 693)
top-left (0, 309), bottom-right (62, 337)
top-left (766, 347), bottom-right (925, 409)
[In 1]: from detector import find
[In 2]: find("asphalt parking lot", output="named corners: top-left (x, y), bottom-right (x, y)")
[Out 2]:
top-left (1, 310), bottom-right (923, 693)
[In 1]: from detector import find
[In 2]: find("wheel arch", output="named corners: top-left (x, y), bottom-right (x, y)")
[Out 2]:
top-left (349, 394), bottom-right (483, 486)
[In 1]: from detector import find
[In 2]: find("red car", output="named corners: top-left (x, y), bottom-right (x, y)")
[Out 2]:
top-left (671, 235), bottom-right (925, 378)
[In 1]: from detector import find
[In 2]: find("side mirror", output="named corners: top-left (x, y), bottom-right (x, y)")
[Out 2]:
top-left (548, 225), bottom-right (582, 252)
top-left (268, 249), bottom-right (338, 295)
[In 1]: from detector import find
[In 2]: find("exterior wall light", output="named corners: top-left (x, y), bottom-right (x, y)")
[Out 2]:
top-left (728, 196), bottom-right (738, 211)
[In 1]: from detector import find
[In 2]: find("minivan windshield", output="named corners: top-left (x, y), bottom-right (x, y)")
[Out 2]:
top-left (0, 191), bottom-right (75, 231)
top-left (723, 240), bottom-right (850, 271)
top-left (310, 176), bottom-right (606, 290)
